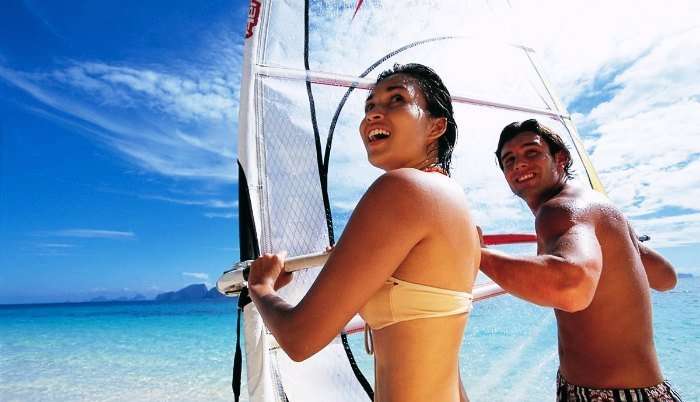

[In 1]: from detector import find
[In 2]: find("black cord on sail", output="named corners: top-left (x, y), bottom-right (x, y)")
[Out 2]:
top-left (232, 162), bottom-right (260, 401)
top-left (304, 1), bottom-right (374, 399)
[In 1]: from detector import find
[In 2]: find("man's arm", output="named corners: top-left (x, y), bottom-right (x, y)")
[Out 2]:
top-left (629, 225), bottom-right (677, 291)
top-left (480, 203), bottom-right (603, 312)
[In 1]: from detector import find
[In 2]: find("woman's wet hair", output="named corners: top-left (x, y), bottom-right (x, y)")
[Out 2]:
top-left (495, 118), bottom-right (574, 179)
top-left (375, 63), bottom-right (457, 174)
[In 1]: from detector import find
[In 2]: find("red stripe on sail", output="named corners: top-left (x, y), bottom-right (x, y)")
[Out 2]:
top-left (352, 0), bottom-right (364, 20)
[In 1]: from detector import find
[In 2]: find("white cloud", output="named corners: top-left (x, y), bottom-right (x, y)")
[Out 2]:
top-left (203, 212), bottom-right (236, 219)
top-left (52, 62), bottom-right (238, 122)
top-left (182, 272), bottom-right (209, 280)
top-left (37, 243), bottom-right (76, 248)
top-left (631, 213), bottom-right (700, 248)
top-left (0, 58), bottom-right (239, 183)
top-left (182, 272), bottom-right (210, 287)
top-left (506, 0), bottom-right (700, 104)
top-left (496, 1), bottom-right (700, 246)
top-left (141, 195), bottom-right (236, 209)
top-left (48, 229), bottom-right (135, 239)
top-left (571, 27), bottom-right (700, 244)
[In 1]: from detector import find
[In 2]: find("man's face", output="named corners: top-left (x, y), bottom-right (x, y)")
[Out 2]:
top-left (499, 131), bottom-right (566, 202)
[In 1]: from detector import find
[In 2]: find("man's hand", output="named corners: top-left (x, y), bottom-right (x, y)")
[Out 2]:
top-left (477, 226), bottom-right (485, 248)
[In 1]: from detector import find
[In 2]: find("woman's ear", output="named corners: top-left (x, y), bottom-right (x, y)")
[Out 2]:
top-left (427, 117), bottom-right (447, 142)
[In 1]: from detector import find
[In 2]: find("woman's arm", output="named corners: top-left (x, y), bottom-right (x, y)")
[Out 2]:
top-left (248, 169), bottom-right (434, 361)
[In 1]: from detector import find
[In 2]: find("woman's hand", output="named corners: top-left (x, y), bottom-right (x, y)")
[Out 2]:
top-left (248, 252), bottom-right (294, 291)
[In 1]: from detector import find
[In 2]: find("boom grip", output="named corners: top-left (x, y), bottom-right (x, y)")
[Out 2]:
top-left (217, 233), bottom-right (538, 296)
top-left (283, 252), bottom-right (330, 272)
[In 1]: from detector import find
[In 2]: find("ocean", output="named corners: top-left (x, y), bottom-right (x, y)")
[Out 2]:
top-left (1, 278), bottom-right (697, 402)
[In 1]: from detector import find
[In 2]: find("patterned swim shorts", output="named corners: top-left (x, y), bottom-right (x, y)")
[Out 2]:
top-left (556, 371), bottom-right (683, 402)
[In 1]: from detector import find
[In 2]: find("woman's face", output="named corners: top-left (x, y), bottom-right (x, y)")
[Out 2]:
top-left (359, 74), bottom-right (442, 171)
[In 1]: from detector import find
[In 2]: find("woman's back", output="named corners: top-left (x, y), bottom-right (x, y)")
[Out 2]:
top-left (364, 169), bottom-right (480, 402)
top-left (246, 63), bottom-right (477, 402)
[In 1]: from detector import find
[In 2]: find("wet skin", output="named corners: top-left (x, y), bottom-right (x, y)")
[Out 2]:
top-left (481, 131), bottom-right (677, 388)
top-left (248, 74), bottom-right (479, 401)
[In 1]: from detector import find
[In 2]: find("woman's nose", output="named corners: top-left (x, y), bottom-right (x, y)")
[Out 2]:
top-left (365, 108), bottom-right (384, 121)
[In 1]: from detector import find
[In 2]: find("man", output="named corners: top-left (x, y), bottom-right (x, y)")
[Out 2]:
top-left (480, 119), bottom-right (683, 401)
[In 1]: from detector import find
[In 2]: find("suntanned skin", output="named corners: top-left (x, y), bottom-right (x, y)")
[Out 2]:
top-left (248, 74), bottom-right (479, 402)
top-left (480, 131), bottom-right (677, 388)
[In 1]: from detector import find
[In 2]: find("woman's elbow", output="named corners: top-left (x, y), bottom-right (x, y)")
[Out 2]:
top-left (279, 340), bottom-right (312, 362)
top-left (285, 346), bottom-right (313, 362)
top-left (278, 335), bottom-right (324, 362)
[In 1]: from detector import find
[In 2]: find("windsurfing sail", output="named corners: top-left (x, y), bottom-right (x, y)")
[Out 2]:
top-left (233, 1), bottom-right (604, 401)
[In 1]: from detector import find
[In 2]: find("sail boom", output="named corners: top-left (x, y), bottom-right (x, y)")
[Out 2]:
top-left (256, 64), bottom-right (568, 119)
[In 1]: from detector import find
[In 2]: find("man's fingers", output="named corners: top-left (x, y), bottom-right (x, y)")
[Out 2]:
top-left (476, 226), bottom-right (485, 247)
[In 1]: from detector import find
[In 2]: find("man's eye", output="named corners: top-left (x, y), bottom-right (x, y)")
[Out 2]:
top-left (365, 103), bottom-right (374, 112)
top-left (526, 150), bottom-right (538, 157)
top-left (391, 94), bottom-right (404, 103)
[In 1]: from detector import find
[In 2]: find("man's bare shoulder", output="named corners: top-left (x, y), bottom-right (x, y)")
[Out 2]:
top-left (538, 185), bottom-right (626, 231)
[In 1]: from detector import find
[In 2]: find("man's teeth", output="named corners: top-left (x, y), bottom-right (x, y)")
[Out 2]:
top-left (516, 173), bottom-right (535, 183)
top-left (368, 129), bottom-right (390, 142)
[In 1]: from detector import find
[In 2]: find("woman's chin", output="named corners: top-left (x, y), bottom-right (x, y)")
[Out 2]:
top-left (366, 156), bottom-right (386, 170)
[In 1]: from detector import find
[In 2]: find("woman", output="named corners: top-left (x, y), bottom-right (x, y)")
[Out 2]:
top-left (248, 63), bottom-right (480, 402)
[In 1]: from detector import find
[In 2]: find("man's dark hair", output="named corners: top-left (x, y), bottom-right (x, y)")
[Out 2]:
top-left (495, 118), bottom-right (574, 179)
top-left (375, 63), bottom-right (457, 174)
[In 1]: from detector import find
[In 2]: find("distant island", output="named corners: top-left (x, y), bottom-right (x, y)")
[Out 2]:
top-left (84, 273), bottom-right (696, 304)
top-left (89, 294), bottom-right (148, 303)
top-left (154, 283), bottom-right (229, 301)
top-left (87, 283), bottom-right (232, 303)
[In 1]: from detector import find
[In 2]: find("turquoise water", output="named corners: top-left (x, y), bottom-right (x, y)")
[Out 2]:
top-left (1, 279), bottom-right (697, 401)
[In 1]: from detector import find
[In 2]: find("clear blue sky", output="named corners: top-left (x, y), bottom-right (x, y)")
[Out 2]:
top-left (1, 0), bottom-right (698, 304)
top-left (1, 0), bottom-right (248, 303)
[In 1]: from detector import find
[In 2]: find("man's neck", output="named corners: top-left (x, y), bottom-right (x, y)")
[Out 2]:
top-left (527, 179), bottom-right (568, 214)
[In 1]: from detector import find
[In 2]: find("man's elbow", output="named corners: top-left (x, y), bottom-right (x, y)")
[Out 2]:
top-left (650, 273), bottom-right (677, 292)
top-left (556, 292), bottom-right (593, 313)
top-left (555, 269), bottom-right (596, 312)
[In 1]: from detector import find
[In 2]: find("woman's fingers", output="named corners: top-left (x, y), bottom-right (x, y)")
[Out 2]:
top-left (249, 251), bottom-right (289, 288)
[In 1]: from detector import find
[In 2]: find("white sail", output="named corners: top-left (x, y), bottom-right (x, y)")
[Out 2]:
top-left (235, 1), bottom-right (603, 401)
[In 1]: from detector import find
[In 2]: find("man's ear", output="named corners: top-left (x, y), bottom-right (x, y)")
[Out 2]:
top-left (554, 150), bottom-right (569, 170)
top-left (427, 117), bottom-right (447, 142)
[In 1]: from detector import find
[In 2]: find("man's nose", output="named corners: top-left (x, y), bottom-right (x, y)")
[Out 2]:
top-left (514, 157), bottom-right (528, 170)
